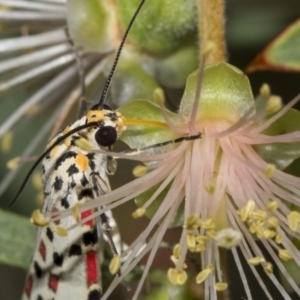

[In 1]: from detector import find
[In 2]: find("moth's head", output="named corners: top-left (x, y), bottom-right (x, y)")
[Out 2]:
top-left (85, 104), bottom-right (124, 148)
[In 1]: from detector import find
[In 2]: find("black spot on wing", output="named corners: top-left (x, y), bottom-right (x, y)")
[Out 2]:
top-left (80, 175), bottom-right (89, 187)
top-left (88, 289), bottom-right (102, 300)
top-left (37, 295), bottom-right (43, 300)
top-left (83, 228), bottom-right (98, 246)
top-left (78, 188), bottom-right (93, 200)
top-left (69, 244), bottom-right (82, 256)
top-left (53, 176), bottom-right (63, 191)
top-left (66, 164), bottom-right (79, 176)
top-left (54, 151), bottom-right (77, 170)
top-left (86, 153), bottom-right (96, 171)
top-left (53, 252), bottom-right (64, 267)
top-left (70, 181), bottom-right (76, 189)
top-left (34, 261), bottom-right (42, 278)
top-left (61, 197), bottom-right (69, 209)
top-left (46, 227), bottom-right (54, 242)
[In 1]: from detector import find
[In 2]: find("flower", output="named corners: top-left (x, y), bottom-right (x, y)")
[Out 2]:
top-left (54, 62), bottom-right (300, 299)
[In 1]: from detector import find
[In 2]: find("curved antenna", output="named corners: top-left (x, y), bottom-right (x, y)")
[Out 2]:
top-left (98, 0), bottom-right (146, 106)
top-left (8, 121), bottom-right (99, 207)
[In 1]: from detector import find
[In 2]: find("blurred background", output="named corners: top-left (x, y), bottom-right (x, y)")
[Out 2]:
top-left (0, 0), bottom-right (300, 299)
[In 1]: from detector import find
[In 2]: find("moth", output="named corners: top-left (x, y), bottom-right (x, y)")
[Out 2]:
top-left (16, 1), bottom-right (146, 299)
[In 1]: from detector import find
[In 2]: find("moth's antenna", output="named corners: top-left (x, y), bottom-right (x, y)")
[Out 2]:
top-left (98, 0), bottom-right (146, 107)
top-left (8, 121), bottom-right (100, 207)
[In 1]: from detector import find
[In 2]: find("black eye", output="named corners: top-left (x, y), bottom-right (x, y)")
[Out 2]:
top-left (95, 126), bottom-right (117, 147)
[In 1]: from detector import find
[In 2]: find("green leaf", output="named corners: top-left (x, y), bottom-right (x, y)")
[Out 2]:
top-left (254, 109), bottom-right (300, 170)
top-left (0, 209), bottom-right (36, 269)
top-left (118, 100), bottom-right (181, 150)
top-left (246, 18), bottom-right (300, 72)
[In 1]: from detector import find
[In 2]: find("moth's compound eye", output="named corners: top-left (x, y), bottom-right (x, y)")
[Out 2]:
top-left (95, 126), bottom-right (117, 147)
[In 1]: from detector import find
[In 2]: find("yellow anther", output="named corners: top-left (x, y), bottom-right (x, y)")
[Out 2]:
top-left (195, 235), bottom-right (208, 244)
top-left (287, 211), bottom-right (300, 231)
top-left (74, 138), bottom-right (92, 152)
top-left (264, 262), bottom-right (273, 275)
top-left (195, 243), bottom-right (206, 252)
top-left (32, 172), bottom-right (43, 191)
top-left (252, 210), bottom-right (267, 221)
top-left (196, 264), bottom-right (214, 284)
top-left (266, 96), bottom-right (282, 113)
top-left (264, 164), bottom-right (276, 179)
top-left (54, 226), bottom-right (68, 237)
top-left (176, 270), bottom-right (188, 285)
top-left (249, 223), bottom-right (257, 234)
top-left (184, 213), bottom-right (201, 229)
top-left (205, 182), bottom-right (215, 194)
top-left (132, 208), bottom-right (146, 219)
top-left (263, 229), bottom-right (276, 239)
top-left (275, 233), bottom-right (282, 244)
top-left (173, 244), bottom-right (181, 258)
top-left (279, 249), bottom-right (293, 261)
top-left (132, 165), bottom-right (148, 177)
top-left (260, 83), bottom-right (271, 98)
top-left (168, 268), bottom-right (178, 285)
top-left (216, 228), bottom-right (241, 249)
top-left (206, 230), bottom-right (217, 238)
top-left (266, 201), bottom-right (279, 212)
top-left (186, 233), bottom-right (196, 249)
top-left (153, 87), bottom-right (166, 105)
top-left (255, 226), bottom-right (264, 239)
top-left (267, 217), bottom-right (279, 229)
top-left (202, 218), bottom-right (215, 229)
top-left (1, 131), bottom-right (13, 153)
top-left (248, 256), bottom-right (265, 266)
top-left (71, 203), bottom-right (80, 222)
top-left (109, 255), bottom-right (121, 275)
top-left (35, 191), bottom-right (44, 207)
top-left (30, 210), bottom-right (49, 227)
top-left (7, 156), bottom-right (21, 170)
top-left (240, 200), bottom-right (255, 222)
top-left (215, 282), bottom-right (228, 291)
top-left (170, 256), bottom-right (188, 269)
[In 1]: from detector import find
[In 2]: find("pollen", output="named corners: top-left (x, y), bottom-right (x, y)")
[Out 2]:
top-left (109, 255), bottom-right (121, 275)
top-left (186, 233), bottom-right (196, 249)
top-left (132, 208), bottom-right (146, 219)
top-left (183, 213), bottom-right (201, 229)
top-left (30, 209), bottom-right (49, 227)
top-left (173, 244), bottom-right (181, 258)
top-left (32, 172), bottom-right (43, 191)
top-left (264, 164), bottom-right (276, 178)
top-left (264, 262), bottom-right (273, 275)
top-left (132, 165), bottom-right (148, 177)
top-left (196, 264), bottom-right (214, 284)
top-left (215, 282), bottom-right (228, 291)
top-left (216, 228), bottom-right (241, 249)
top-left (153, 87), bottom-right (165, 105)
top-left (71, 203), bottom-right (80, 222)
top-left (54, 226), bottom-right (68, 237)
top-left (287, 211), bottom-right (300, 232)
top-left (265, 200), bottom-right (278, 212)
top-left (6, 156), bottom-right (20, 170)
top-left (167, 268), bottom-right (187, 285)
top-left (279, 249), bottom-right (293, 261)
top-left (1, 131), bottom-right (13, 153)
top-left (266, 96), bottom-right (282, 113)
top-left (259, 83), bottom-right (271, 98)
top-left (239, 200), bottom-right (255, 222)
top-left (248, 256), bottom-right (265, 266)
top-left (205, 182), bottom-right (215, 194)
top-left (75, 153), bottom-right (89, 172)
top-left (170, 256), bottom-right (187, 269)
top-left (74, 138), bottom-right (92, 152)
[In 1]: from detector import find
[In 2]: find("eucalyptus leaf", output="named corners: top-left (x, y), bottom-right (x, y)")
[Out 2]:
top-left (254, 109), bottom-right (300, 170)
top-left (0, 209), bottom-right (35, 269)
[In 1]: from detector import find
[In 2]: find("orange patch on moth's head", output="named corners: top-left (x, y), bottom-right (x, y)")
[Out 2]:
top-left (75, 153), bottom-right (89, 172)
top-left (50, 145), bottom-right (59, 158)
top-left (86, 110), bottom-right (105, 123)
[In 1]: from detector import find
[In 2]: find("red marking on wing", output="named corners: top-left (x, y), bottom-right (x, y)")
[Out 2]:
top-left (24, 275), bottom-right (33, 297)
top-left (49, 274), bottom-right (59, 292)
top-left (81, 210), bottom-right (94, 227)
top-left (86, 250), bottom-right (99, 285)
top-left (39, 240), bottom-right (46, 261)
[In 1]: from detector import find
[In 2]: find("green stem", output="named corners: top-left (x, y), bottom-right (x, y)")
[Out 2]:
top-left (197, 0), bottom-right (227, 64)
